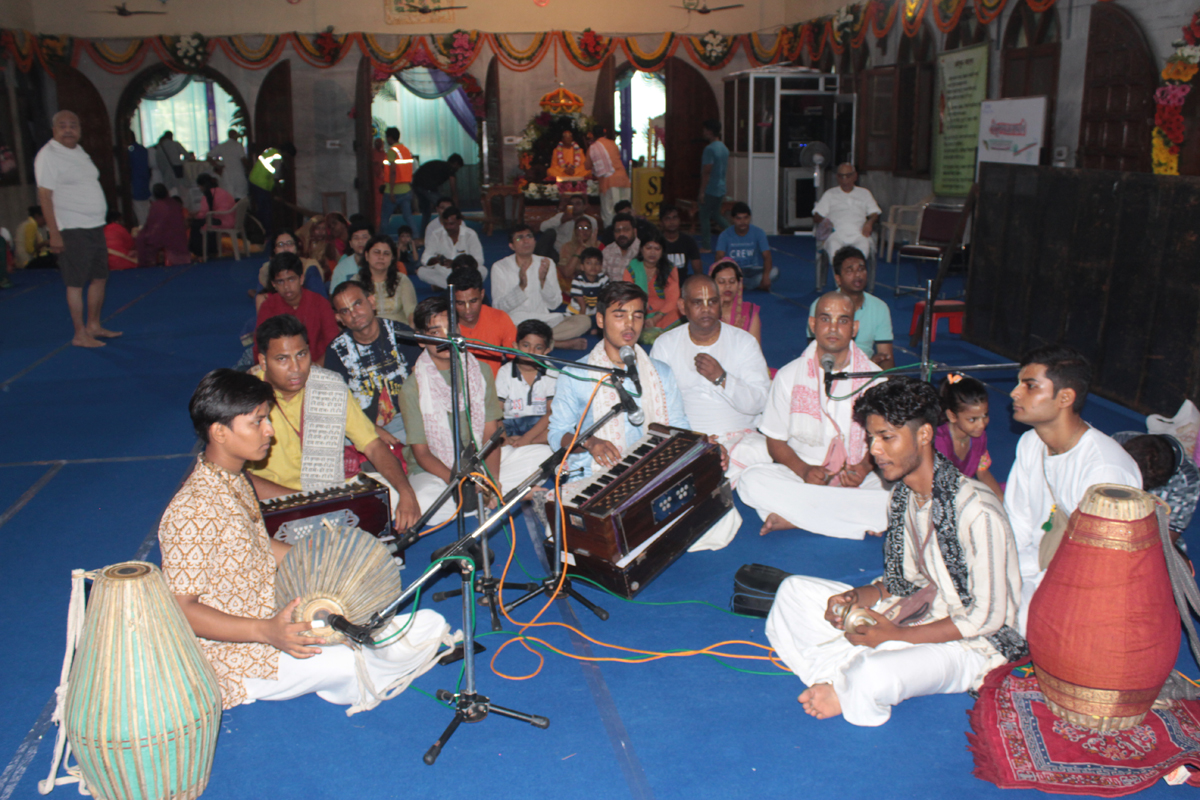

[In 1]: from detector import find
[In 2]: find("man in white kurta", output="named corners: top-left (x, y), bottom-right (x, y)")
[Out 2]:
top-left (417, 207), bottom-right (486, 289)
top-left (812, 163), bottom-right (881, 261)
top-left (651, 274), bottom-right (771, 489)
top-left (766, 377), bottom-right (1025, 727)
top-left (737, 292), bottom-right (890, 540)
top-left (1003, 345), bottom-right (1142, 632)
top-left (491, 225), bottom-right (591, 348)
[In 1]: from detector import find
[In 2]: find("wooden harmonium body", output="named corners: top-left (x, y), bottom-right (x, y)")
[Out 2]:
top-left (547, 423), bottom-right (731, 598)
top-left (260, 474), bottom-right (392, 545)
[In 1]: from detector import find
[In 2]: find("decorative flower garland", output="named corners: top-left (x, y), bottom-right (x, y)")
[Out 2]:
top-left (172, 33), bottom-right (208, 72)
top-left (1152, 10), bottom-right (1200, 175)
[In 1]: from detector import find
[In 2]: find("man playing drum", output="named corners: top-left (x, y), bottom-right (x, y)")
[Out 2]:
top-left (766, 377), bottom-right (1026, 726)
top-left (159, 369), bottom-right (452, 710)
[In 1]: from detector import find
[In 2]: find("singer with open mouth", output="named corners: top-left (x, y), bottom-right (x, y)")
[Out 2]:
top-left (736, 291), bottom-right (891, 540)
top-left (547, 281), bottom-right (693, 480)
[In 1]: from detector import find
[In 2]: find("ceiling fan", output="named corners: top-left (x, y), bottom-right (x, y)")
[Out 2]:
top-left (671, 2), bottom-right (745, 13)
top-left (91, 3), bottom-right (167, 15)
top-left (400, 2), bottom-right (469, 12)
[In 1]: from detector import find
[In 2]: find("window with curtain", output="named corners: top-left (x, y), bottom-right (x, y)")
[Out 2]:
top-left (134, 78), bottom-right (237, 156)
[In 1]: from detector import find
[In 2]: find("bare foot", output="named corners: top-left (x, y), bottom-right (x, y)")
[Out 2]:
top-left (88, 327), bottom-right (123, 339)
top-left (72, 334), bottom-right (106, 348)
top-left (798, 684), bottom-right (843, 720)
top-left (759, 513), bottom-right (796, 536)
top-left (866, 529), bottom-right (883, 538)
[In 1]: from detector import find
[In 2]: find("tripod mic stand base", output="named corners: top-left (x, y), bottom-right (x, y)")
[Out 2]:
top-left (423, 690), bottom-right (550, 765)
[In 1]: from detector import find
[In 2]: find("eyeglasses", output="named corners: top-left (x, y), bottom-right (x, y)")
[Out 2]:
top-left (275, 239), bottom-right (297, 249)
top-left (513, 233), bottom-right (535, 242)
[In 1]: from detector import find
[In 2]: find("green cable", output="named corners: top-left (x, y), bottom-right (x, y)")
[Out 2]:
top-left (568, 574), bottom-right (764, 619)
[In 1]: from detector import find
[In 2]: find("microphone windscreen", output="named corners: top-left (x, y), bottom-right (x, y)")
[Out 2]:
top-left (618, 345), bottom-right (637, 367)
top-left (820, 354), bottom-right (835, 373)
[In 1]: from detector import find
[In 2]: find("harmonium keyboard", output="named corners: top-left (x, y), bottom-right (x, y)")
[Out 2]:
top-left (260, 474), bottom-right (392, 545)
top-left (546, 423), bottom-right (731, 598)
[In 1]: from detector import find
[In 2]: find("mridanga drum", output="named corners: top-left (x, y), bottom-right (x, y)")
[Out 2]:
top-left (1026, 484), bottom-right (1179, 732)
top-left (274, 522), bottom-right (403, 644)
top-left (49, 562), bottom-right (221, 800)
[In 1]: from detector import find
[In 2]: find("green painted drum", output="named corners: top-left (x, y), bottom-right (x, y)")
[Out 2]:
top-left (64, 562), bottom-right (221, 800)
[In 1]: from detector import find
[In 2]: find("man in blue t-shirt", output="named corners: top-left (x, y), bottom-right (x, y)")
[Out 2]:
top-left (698, 119), bottom-right (731, 252)
top-left (715, 202), bottom-right (777, 292)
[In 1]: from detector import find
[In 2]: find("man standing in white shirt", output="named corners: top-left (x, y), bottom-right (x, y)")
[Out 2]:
top-left (417, 205), bottom-right (485, 289)
top-left (651, 274), bottom-right (771, 488)
top-left (35, 111), bottom-right (122, 348)
top-left (1003, 345), bottom-right (1142, 632)
top-left (207, 128), bottom-right (248, 200)
top-left (812, 163), bottom-right (881, 262)
top-left (490, 224), bottom-right (590, 349)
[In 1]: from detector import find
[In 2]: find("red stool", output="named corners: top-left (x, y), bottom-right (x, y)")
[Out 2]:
top-left (910, 300), bottom-right (965, 342)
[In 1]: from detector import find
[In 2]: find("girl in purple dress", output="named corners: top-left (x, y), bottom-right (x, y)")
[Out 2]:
top-left (935, 373), bottom-right (1004, 498)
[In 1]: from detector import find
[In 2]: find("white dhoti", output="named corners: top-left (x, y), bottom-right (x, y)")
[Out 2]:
top-left (410, 444), bottom-right (552, 527)
top-left (724, 430), bottom-right (772, 490)
top-left (243, 608), bottom-right (456, 714)
top-left (765, 575), bottom-right (988, 726)
top-left (736, 463), bottom-right (890, 539)
top-left (822, 230), bottom-right (874, 261)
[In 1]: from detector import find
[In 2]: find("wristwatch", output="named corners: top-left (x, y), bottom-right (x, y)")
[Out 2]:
top-left (712, 372), bottom-right (726, 388)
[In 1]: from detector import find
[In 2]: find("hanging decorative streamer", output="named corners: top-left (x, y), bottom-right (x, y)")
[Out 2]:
top-left (932, 0), bottom-right (968, 33)
top-left (78, 39), bottom-right (150, 75)
top-left (3, 3), bottom-right (1079, 81)
top-left (871, 0), bottom-right (900, 38)
top-left (975, 0), bottom-right (1009, 25)
top-left (902, 0), bottom-right (931, 37)
top-left (621, 33), bottom-right (680, 71)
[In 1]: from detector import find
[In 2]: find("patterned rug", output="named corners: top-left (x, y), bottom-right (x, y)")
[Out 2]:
top-left (968, 660), bottom-right (1200, 795)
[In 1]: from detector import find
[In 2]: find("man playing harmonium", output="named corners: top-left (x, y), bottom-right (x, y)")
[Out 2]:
top-left (548, 281), bottom-right (690, 479)
top-left (765, 377), bottom-right (1025, 726)
top-left (159, 368), bottom-right (451, 710)
top-left (247, 313), bottom-right (422, 532)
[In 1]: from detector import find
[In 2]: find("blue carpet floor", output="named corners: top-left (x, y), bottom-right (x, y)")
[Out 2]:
top-left (0, 231), bottom-right (1194, 799)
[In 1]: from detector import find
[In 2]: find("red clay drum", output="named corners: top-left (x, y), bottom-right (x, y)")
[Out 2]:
top-left (1026, 484), bottom-right (1179, 732)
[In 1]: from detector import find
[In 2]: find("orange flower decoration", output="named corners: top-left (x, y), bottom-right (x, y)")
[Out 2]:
top-left (1162, 60), bottom-right (1199, 83)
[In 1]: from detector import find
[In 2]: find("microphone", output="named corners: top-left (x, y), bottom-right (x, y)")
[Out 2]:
top-left (615, 381), bottom-right (645, 426)
top-left (821, 353), bottom-right (835, 398)
top-left (618, 345), bottom-right (642, 395)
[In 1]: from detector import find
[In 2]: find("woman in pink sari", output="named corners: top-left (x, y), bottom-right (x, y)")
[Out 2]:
top-left (710, 258), bottom-right (761, 344)
top-left (136, 183), bottom-right (191, 266)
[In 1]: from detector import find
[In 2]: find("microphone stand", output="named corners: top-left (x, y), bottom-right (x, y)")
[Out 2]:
top-left (823, 280), bottom-right (1019, 389)
top-left (384, 321), bottom-right (637, 627)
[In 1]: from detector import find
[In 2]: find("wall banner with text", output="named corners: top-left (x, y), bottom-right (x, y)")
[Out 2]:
top-left (933, 42), bottom-right (988, 197)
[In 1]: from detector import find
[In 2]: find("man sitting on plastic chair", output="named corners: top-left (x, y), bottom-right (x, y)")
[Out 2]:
top-left (813, 163), bottom-right (881, 264)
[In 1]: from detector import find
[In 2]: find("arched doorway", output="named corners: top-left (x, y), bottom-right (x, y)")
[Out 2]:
top-left (615, 66), bottom-right (667, 168)
top-left (1077, 2), bottom-right (1156, 172)
top-left (114, 63), bottom-right (251, 222)
top-left (662, 57), bottom-right (719, 204)
top-left (54, 65), bottom-right (118, 211)
top-left (255, 61), bottom-right (297, 227)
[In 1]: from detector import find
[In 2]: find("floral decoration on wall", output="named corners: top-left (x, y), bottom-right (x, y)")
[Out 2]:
top-left (172, 33), bottom-right (208, 71)
top-left (1152, 10), bottom-right (1200, 175)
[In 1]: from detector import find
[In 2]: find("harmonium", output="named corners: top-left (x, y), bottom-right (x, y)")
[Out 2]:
top-left (260, 473), bottom-right (392, 545)
top-left (546, 423), bottom-right (731, 598)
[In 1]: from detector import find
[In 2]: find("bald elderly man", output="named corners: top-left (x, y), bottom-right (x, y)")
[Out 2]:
top-left (34, 110), bottom-right (122, 348)
top-left (812, 163), bottom-right (881, 263)
top-left (736, 291), bottom-right (891, 540)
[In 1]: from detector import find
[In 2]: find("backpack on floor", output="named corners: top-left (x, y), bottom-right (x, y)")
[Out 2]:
top-left (730, 563), bottom-right (793, 617)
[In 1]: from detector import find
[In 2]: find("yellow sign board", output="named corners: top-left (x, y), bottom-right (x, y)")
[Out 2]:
top-left (631, 167), bottom-right (664, 222)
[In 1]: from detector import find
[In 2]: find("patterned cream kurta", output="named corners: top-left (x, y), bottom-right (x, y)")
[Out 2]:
top-left (159, 456), bottom-right (280, 708)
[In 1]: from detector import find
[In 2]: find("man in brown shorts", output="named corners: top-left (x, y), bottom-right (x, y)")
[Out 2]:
top-left (34, 110), bottom-right (122, 348)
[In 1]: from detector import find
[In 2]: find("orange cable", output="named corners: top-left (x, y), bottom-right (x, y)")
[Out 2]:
top-left (456, 377), bottom-right (791, 681)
